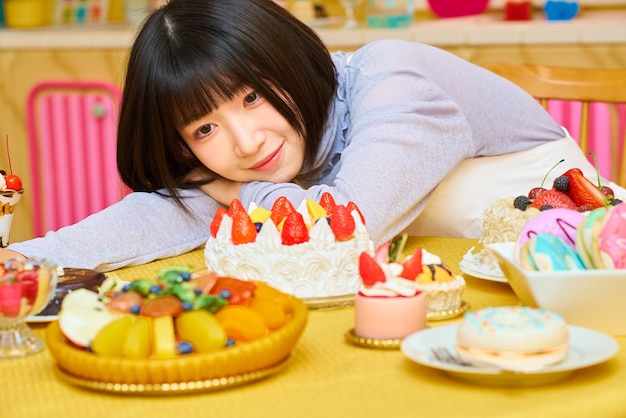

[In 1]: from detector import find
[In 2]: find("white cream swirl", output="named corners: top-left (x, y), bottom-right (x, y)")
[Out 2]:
top-left (359, 262), bottom-right (418, 297)
top-left (205, 209), bottom-right (374, 298)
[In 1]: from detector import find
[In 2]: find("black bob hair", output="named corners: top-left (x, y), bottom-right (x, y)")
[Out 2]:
top-left (116, 0), bottom-right (337, 206)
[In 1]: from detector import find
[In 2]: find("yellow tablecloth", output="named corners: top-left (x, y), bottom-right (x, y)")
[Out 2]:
top-left (3, 237), bottom-right (626, 418)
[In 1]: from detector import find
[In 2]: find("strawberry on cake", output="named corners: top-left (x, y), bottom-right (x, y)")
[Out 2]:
top-left (204, 193), bottom-right (374, 299)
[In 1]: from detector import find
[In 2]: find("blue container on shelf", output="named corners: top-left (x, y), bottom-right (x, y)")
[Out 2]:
top-left (0, 0), bottom-right (5, 27)
top-left (366, 0), bottom-right (415, 28)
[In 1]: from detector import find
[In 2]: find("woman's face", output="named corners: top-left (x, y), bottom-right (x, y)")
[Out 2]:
top-left (180, 89), bottom-right (306, 183)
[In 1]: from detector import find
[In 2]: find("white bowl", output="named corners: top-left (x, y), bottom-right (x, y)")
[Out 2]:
top-left (488, 242), bottom-right (626, 336)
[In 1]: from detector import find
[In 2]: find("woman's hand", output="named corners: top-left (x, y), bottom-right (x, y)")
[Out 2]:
top-left (0, 248), bottom-right (26, 263)
top-left (199, 177), bottom-right (243, 206)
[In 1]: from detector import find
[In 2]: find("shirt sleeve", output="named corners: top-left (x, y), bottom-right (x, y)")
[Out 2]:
top-left (7, 189), bottom-right (221, 271)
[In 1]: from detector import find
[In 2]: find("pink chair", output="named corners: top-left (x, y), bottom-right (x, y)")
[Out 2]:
top-left (26, 80), bottom-right (129, 237)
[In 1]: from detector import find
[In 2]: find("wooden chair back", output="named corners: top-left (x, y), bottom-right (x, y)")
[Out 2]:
top-left (483, 63), bottom-right (626, 187)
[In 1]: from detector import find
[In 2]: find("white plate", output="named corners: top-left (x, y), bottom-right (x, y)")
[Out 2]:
top-left (459, 249), bottom-right (507, 283)
top-left (459, 260), bottom-right (506, 283)
top-left (401, 325), bottom-right (618, 387)
top-left (27, 315), bottom-right (58, 323)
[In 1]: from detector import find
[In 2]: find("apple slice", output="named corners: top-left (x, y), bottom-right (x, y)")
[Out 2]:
top-left (58, 289), bottom-right (120, 348)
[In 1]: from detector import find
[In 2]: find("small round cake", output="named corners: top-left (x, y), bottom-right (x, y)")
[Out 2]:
top-left (354, 243), bottom-right (427, 340)
top-left (415, 250), bottom-right (465, 313)
top-left (456, 306), bottom-right (569, 371)
top-left (205, 194), bottom-right (374, 299)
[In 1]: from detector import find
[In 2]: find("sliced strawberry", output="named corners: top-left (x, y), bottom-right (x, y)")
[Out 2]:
top-left (231, 211), bottom-right (257, 244)
top-left (563, 168), bottom-right (607, 209)
top-left (532, 189), bottom-right (578, 210)
top-left (17, 270), bottom-right (38, 307)
top-left (209, 276), bottom-right (256, 305)
top-left (400, 248), bottom-right (423, 280)
top-left (270, 196), bottom-right (295, 226)
top-left (358, 252), bottom-right (386, 287)
top-left (281, 211), bottom-right (309, 245)
top-left (227, 199), bottom-right (247, 218)
top-left (0, 282), bottom-right (22, 317)
top-left (374, 242), bottom-right (391, 265)
top-left (329, 204), bottom-right (356, 241)
top-left (210, 207), bottom-right (227, 237)
top-left (346, 201), bottom-right (365, 225)
top-left (319, 192), bottom-right (337, 215)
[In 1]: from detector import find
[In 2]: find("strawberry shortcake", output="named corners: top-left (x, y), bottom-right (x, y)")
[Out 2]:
top-left (204, 193), bottom-right (374, 299)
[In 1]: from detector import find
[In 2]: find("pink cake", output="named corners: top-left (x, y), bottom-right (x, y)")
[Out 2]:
top-left (354, 242), bottom-right (427, 340)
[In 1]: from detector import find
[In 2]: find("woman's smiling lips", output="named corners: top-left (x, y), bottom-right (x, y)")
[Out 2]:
top-left (250, 144), bottom-right (284, 171)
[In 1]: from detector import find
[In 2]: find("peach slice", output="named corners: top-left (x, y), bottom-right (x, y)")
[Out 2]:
top-left (175, 310), bottom-right (227, 353)
top-left (214, 305), bottom-right (268, 342)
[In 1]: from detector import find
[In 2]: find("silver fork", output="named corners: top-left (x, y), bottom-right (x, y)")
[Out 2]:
top-left (430, 346), bottom-right (474, 367)
top-left (430, 346), bottom-right (538, 373)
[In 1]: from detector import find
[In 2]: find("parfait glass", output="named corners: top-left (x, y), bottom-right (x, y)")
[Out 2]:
top-left (0, 189), bottom-right (23, 248)
top-left (0, 258), bottom-right (58, 358)
top-left (339, 0), bottom-right (365, 28)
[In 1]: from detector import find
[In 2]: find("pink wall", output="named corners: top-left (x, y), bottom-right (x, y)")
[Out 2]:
top-left (546, 100), bottom-right (626, 182)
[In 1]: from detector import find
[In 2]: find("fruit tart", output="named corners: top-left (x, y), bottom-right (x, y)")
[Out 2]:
top-left (46, 266), bottom-right (308, 389)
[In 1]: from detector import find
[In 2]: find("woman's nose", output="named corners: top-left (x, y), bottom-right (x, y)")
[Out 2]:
top-left (232, 125), bottom-right (265, 157)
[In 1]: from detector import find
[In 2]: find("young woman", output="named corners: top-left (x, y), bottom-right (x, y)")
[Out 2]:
top-left (2, 0), bottom-right (619, 270)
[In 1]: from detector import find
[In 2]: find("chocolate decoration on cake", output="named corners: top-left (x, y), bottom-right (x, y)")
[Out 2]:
top-left (37, 268), bottom-right (107, 316)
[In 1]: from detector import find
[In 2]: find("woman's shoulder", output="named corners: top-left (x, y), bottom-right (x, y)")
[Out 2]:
top-left (347, 40), bottom-right (463, 72)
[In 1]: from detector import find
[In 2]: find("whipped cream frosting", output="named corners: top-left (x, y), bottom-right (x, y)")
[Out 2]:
top-left (205, 208), bottom-right (374, 298)
top-left (359, 262), bottom-right (417, 297)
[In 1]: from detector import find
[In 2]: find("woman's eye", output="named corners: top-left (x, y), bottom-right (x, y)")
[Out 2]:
top-left (244, 91), bottom-right (261, 106)
top-left (195, 123), bottom-right (215, 138)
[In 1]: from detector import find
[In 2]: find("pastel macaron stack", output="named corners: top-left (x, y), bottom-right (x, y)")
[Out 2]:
top-left (515, 204), bottom-right (626, 271)
top-left (577, 204), bottom-right (626, 269)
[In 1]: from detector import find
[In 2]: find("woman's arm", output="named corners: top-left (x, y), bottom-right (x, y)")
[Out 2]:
top-left (0, 248), bottom-right (25, 263)
top-left (6, 189), bottom-right (222, 271)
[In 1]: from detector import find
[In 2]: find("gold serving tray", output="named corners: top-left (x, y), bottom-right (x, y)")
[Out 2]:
top-left (54, 357), bottom-right (290, 395)
top-left (46, 298), bottom-right (308, 390)
top-left (303, 294), bottom-right (354, 310)
top-left (344, 328), bottom-right (403, 350)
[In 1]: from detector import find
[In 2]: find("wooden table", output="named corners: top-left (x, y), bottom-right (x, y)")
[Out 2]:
top-left (2, 237), bottom-right (625, 418)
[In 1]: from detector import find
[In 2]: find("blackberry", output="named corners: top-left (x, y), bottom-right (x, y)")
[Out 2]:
top-left (610, 198), bottom-right (623, 206)
top-left (539, 204), bottom-right (553, 211)
top-left (553, 176), bottom-right (569, 192)
top-left (513, 195), bottom-right (531, 211)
